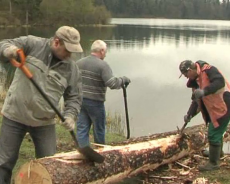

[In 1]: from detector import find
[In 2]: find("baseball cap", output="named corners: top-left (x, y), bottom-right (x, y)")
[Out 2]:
top-left (179, 60), bottom-right (193, 78)
top-left (55, 26), bottom-right (83, 53)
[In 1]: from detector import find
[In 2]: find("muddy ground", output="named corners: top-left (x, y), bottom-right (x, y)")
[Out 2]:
top-left (121, 152), bottom-right (230, 184)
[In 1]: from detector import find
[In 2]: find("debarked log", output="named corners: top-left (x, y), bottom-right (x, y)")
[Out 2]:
top-left (15, 124), bottom-right (230, 184)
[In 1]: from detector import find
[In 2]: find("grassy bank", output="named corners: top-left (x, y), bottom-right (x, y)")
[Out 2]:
top-left (13, 123), bottom-right (126, 174)
top-left (0, 114), bottom-right (126, 180)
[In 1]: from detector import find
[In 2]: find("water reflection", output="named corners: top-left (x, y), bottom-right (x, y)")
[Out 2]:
top-left (105, 26), bottom-right (230, 50)
top-left (111, 18), bottom-right (230, 30)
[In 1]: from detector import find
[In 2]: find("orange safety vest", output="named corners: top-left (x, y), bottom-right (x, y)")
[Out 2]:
top-left (196, 63), bottom-right (230, 128)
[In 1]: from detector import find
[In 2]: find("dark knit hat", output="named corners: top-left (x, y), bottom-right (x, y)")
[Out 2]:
top-left (179, 60), bottom-right (193, 78)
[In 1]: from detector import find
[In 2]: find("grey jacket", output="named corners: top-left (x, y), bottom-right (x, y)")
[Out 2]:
top-left (0, 35), bottom-right (82, 126)
top-left (76, 55), bottom-right (123, 101)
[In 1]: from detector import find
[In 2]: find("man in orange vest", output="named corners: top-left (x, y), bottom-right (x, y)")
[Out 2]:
top-left (179, 60), bottom-right (230, 171)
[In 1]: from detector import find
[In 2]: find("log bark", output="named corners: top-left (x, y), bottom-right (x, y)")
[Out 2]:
top-left (14, 124), bottom-right (230, 184)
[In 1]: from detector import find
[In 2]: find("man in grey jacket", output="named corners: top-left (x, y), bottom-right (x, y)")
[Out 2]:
top-left (76, 40), bottom-right (130, 148)
top-left (0, 26), bottom-right (83, 183)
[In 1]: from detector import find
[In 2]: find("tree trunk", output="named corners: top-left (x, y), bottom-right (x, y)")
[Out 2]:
top-left (25, 10), bottom-right (29, 25)
top-left (14, 124), bottom-right (230, 184)
top-left (9, 0), bottom-right (12, 14)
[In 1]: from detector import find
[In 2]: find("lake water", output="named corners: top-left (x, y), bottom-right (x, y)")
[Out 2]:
top-left (107, 18), bottom-right (230, 138)
top-left (1, 18), bottom-right (230, 139)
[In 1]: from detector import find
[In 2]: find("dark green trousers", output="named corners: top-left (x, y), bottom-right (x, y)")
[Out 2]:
top-left (208, 119), bottom-right (229, 144)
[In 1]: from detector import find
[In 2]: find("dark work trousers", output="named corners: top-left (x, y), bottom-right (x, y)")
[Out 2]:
top-left (0, 116), bottom-right (56, 184)
top-left (208, 118), bottom-right (229, 144)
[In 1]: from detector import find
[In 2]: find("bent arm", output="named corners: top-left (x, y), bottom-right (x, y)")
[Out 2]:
top-left (102, 62), bottom-right (123, 89)
top-left (0, 36), bottom-right (31, 62)
top-left (203, 66), bottom-right (225, 95)
top-left (187, 100), bottom-right (199, 118)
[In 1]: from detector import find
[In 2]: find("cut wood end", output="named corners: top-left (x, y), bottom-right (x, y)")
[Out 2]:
top-left (15, 161), bottom-right (52, 184)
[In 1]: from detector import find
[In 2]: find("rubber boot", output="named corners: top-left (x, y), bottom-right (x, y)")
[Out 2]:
top-left (202, 140), bottom-right (224, 158)
top-left (198, 143), bottom-right (221, 171)
top-left (202, 149), bottom-right (224, 158)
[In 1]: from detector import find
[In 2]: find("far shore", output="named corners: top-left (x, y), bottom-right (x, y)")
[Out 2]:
top-left (0, 24), bottom-right (117, 29)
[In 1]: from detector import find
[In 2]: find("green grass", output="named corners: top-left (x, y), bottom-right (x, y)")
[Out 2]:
top-left (13, 137), bottom-right (35, 173)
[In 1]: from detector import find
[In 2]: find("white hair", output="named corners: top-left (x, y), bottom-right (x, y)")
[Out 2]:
top-left (91, 40), bottom-right (107, 52)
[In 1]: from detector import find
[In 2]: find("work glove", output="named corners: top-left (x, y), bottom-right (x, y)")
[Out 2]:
top-left (3, 45), bottom-right (19, 59)
top-left (193, 89), bottom-right (205, 100)
top-left (184, 114), bottom-right (192, 124)
top-left (121, 76), bottom-right (131, 87)
top-left (62, 115), bottom-right (75, 131)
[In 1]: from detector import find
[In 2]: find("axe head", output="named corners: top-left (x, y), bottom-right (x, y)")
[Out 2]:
top-left (79, 146), bottom-right (105, 163)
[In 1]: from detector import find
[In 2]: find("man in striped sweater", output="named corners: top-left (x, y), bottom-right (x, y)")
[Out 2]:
top-left (76, 40), bottom-right (130, 148)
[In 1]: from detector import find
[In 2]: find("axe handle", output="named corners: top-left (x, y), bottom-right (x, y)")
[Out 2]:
top-left (180, 121), bottom-right (189, 134)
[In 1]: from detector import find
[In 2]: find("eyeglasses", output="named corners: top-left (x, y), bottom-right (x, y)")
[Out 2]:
top-left (179, 68), bottom-right (190, 78)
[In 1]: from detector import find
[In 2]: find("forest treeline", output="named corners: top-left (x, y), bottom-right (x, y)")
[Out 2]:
top-left (95, 0), bottom-right (230, 20)
top-left (0, 0), bottom-right (230, 26)
top-left (0, 0), bottom-right (111, 26)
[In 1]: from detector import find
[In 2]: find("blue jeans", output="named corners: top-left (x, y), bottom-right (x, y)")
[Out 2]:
top-left (77, 98), bottom-right (106, 148)
top-left (0, 116), bottom-right (56, 184)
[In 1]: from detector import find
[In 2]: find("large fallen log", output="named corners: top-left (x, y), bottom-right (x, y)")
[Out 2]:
top-left (15, 124), bottom-right (230, 184)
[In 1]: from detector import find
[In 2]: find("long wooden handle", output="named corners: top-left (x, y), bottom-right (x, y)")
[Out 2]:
top-left (122, 85), bottom-right (130, 139)
top-left (180, 121), bottom-right (189, 135)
